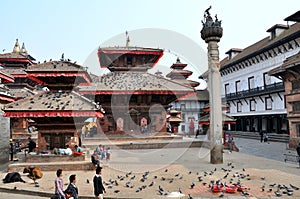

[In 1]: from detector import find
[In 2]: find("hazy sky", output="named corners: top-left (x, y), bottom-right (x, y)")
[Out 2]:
top-left (1, 0), bottom-right (299, 84)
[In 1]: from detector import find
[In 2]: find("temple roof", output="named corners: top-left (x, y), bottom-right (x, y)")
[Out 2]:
top-left (3, 91), bottom-right (104, 118)
top-left (0, 70), bottom-right (14, 83)
top-left (26, 60), bottom-right (88, 73)
top-left (176, 89), bottom-right (209, 101)
top-left (0, 67), bottom-right (27, 77)
top-left (8, 87), bottom-right (37, 99)
top-left (25, 60), bottom-right (92, 86)
top-left (198, 113), bottom-right (236, 125)
top-left (220, 22), bottom-right (300, 70)
top-left (166, 69), bottom-right (193, 77)
top-left (79, 72), bottom-right (195, 94)
top-left (98, 46), bottom-right (164, 72)
top-left (268, 50), bottom-right (300, 76)
top-left (0, 84), bottom-right (15, 103)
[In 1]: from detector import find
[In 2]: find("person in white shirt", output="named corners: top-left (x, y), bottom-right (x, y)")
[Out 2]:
top-left (64, 145), bottom-right (73, 156)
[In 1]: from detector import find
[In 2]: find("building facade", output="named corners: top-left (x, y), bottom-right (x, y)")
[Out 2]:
top-left (220, 14), bottom-right (300, 135)
top-left (268, 11), bottom-right (300, 147)
top-left (171, 89), bottom-right (208, 135)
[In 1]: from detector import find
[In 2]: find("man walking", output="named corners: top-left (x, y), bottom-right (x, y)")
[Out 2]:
top-left (93, 166), bottom-right (106, 199)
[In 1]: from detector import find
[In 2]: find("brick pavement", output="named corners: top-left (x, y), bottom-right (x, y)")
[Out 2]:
top-left (1, 137), bottom-right (300, 199)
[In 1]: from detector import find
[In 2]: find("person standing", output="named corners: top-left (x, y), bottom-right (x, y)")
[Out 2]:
top-left (93, 166), bottom-right (106, 199)
top-left (27, 137), bottom-right (36, 153)
top-left (227, 133), bottom-right (233, 153)
top-left (106, 147), bottom-right (111, 162)
top-left (263, 132), bottom-right (269, 143)
top-left (296, 142), bottom-right (300, 167)
top-left (259, 131), bottom-right (264, 143)
top-left (91, 150), bottom-right (101, 167)
top-left (9, 142), bottom-right (14, 161)
top-left (66, 174), bottom-right (78, 199)
top-left (55, 169), bottom-right (66, 199)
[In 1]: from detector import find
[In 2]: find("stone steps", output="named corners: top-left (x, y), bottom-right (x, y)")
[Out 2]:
top-left (228, 131), bottom-right (290, 143)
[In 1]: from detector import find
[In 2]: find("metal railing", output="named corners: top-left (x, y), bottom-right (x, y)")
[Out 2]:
top-left (225, 82), bottom-right (284, 101)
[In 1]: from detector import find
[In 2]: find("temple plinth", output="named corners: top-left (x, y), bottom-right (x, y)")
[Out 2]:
top-left (200, 7), bottom-right (223, 164)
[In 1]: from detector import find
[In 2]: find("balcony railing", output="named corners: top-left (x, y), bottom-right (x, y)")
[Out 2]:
top-left (224, 82), bottom-right (284, 101)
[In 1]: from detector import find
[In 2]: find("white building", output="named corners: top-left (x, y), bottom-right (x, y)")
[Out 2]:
top-left (170, 89), bottom-right (208, 135)
top-left (220, 12), bottom-right (300, 134)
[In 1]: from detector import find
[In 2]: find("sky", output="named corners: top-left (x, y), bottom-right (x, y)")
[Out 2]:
top-left (1, 0), bottom-right (299, 86)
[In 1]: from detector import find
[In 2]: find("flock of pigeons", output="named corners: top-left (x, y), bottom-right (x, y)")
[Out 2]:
top-left (86, 162), bottom-right (300, 198)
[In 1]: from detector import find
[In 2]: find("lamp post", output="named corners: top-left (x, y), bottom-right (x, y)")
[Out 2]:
top-left (200, 7), bottom-right (223, 164)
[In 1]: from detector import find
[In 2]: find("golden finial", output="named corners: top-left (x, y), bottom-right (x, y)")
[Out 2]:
top-left (13, 39), bottom-right (20, 53)
top-left (21, 42), bottom-right (27, 53)
top-left (126, 31), bottom-right (130, 47)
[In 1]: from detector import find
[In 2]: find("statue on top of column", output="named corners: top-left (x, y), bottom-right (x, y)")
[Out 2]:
top-left (202, 6), bottom-right (222, 28)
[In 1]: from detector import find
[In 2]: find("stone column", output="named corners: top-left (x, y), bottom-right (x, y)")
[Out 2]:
top-left (200, 7), bottom-right (223, 164)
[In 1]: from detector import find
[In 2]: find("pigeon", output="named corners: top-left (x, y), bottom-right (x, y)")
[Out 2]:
top-left (175, 173), bottom-right (180, 177)
top-left (159, 185), bottom-right (164, 192)
top-left (115, 180), bottom-right (119, 186)
top-left (191, 182), bottom-right (195, 189)
top-left (219, 190), bottom-right (225, 197)
top-left (165, 169), bottom-right (168, 172)
top-left (149, 181), bottom-right (154, 187)
top-left (261, 183), bottom-right (266, 192)
top-left (241, 191), bottom-right (249, 196)
top-left (274, 191), bottom-right (282, 197)
top-left (290, 184), bottom-right (300, 190)
top-left (178, 187), bottom-right (182, 193)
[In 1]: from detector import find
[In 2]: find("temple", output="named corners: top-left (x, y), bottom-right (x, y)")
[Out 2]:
top-left (79, 45), bottom-right (195, 134)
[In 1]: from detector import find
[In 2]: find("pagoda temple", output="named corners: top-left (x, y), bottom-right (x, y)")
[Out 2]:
top-left (166, 57), bottom-right (200, 88)
top-left (0, 39), bottom-right (38, 142)
top-left (1, 40), bottom-right (104, 149)
top-left (79, 44), bottom-right (196, 134)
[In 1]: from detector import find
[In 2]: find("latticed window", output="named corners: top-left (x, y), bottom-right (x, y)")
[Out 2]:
top-left (296, 123), bottom-right (300, 137)
top-left (292, 101), bottom-right (300, 112)
top-left (292, 79), bottom-right (300, 90)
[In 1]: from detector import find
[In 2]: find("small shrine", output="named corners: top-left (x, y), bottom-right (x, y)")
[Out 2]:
top-left (166, 109), bottom-right (182, 134)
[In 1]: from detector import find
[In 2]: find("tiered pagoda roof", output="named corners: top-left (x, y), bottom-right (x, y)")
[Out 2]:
top-left (166, 57), bottom-right (199, 87)
top-left (25, 60), bottom-right (92, 90)
top-left (0, 39), bottom-right (35, 68)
